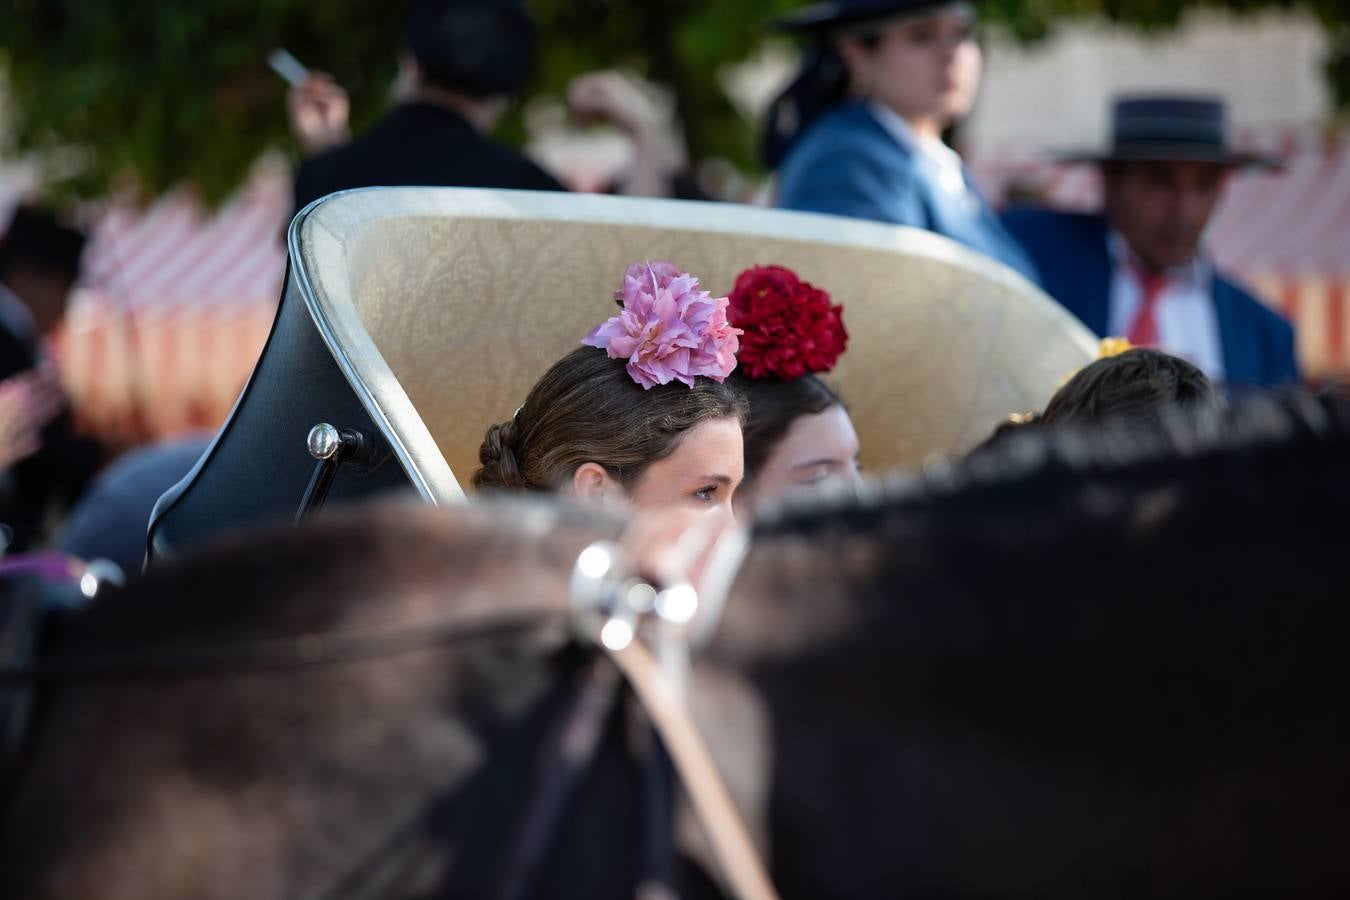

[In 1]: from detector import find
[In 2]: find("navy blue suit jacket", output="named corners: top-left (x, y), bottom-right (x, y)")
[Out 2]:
top-left (776, 102), bottom-right (1040, 284)
top-left (1002, 209), bottom-right (1299, 388)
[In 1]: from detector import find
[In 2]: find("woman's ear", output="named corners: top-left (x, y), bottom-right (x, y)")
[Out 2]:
top-left (571, 462), bottom-right (625, 508)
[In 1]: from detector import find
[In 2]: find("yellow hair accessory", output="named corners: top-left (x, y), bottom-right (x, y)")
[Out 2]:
top-left (992, 339), bottom-right (1135, 436)
top-left (1096, 336), bottom-right (1133, 359)
top-left (1052, 336), bottom-right (1134, 391)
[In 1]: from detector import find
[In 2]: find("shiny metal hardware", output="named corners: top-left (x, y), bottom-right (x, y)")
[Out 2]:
top-left (565, 536), bottom-right (776, 900)
top-left (307, 423), bottom-right (342, 461)
top-left (296, 423), bottom-right (379, 524)
top-left (76, 559), bottom-right (126, 604)
top-left (568, 541), bottom-right (704, 652)
top-left (569, 541), bottom-right (641, 651)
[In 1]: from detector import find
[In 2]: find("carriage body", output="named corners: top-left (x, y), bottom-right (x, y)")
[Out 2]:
top-left (148, 188), bottom-right (1096, 559)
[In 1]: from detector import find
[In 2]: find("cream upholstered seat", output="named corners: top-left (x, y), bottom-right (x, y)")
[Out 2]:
top-left (296, 187), bottom-right (1096, 504)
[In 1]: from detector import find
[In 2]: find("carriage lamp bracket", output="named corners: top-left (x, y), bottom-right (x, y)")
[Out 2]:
top-left (295, 423), bottom-right (381, 524)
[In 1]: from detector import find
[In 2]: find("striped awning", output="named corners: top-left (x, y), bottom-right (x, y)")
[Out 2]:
top-left (79, 162), bottom-right (290, 311)
top-left (7, 162), bottom-right (292, 441)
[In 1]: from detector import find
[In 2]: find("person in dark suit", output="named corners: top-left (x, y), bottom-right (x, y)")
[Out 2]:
top-left (0, 207), bottom-right (103, 551)
top-left (764, 0), bottom-right (1039, 282)
top-left (290, 0), bottom-right (563, 217)
top-left (1004, 95), bottom-right (1298, 389)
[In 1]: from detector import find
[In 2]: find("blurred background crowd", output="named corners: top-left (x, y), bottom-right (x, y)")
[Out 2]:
top-left (0, 0), bottom-right (1347, 556)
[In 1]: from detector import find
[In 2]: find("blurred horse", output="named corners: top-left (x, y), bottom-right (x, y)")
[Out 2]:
top-left (4, 395), bottom-right (1349, 899)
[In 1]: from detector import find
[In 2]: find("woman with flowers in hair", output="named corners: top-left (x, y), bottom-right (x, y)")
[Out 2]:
top-left (473, 261), bottom-right (747, 522)
top-left (724, 264), bottom-right (862, 515)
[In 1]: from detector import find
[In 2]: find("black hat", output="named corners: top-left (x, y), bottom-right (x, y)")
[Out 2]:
top-left (401, 0), bottom-right (536, 98)
top-left (0, 206), bottom-right (87, 280)
top-left (773, 0), bottom-right (960, 33)
top-left (1063, 94), bottom-right (1279, 169)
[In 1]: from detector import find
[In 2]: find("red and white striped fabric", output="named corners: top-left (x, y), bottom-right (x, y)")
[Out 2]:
top-left (969, 126), bottom-right (1350, 378)
top-left (82, 180), bottom-right (288, 312)
top-left (53, 164), bottom-right (291, 443)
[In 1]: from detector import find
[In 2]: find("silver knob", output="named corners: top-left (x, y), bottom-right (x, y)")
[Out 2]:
top-left (307, 423), bottom-right (342, 460)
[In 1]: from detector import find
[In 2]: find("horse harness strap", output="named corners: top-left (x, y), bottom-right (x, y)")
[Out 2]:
top-left (607, 638), bottom-right (777, 900)
top-left (570, 538), bottom-right (778, 900)
top-left (0, 608), bottom-right (560, 685)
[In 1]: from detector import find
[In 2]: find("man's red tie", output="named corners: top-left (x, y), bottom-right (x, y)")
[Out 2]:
top-left (1127, 268), bottom-right (1169, 347)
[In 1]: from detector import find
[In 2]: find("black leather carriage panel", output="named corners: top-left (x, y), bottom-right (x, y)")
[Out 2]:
top-left (146, 265), bottom-right (413, 563)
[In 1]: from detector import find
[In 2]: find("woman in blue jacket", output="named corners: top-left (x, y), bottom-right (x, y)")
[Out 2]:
top-left (766, 0), bottom-right (1038, 283)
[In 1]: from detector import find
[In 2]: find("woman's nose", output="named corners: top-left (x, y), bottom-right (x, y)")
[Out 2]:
top-left (715, 497), bottom-right (739, 529)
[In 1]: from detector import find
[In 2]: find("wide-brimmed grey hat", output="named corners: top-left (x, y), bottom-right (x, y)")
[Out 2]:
top-left (1062, 95), bottom-right (1279, 169)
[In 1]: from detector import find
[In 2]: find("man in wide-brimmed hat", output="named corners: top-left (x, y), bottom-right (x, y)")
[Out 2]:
top-left (1004, 95), bottom-right (1298, 389)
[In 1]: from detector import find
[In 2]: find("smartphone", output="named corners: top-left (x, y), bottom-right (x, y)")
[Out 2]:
top-left (268, 49), bottom-right (309, 87)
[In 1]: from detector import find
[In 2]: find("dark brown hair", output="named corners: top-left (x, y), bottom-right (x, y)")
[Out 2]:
top-left (732, 372), bottom-right (843, 483)
top-left (473, 346), bottom-right (747, 492)
top-left (1040, 348), bottom-right (1224, 428)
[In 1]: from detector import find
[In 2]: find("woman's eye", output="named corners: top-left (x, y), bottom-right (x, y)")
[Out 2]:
top-left (909, 26), bottom-right (938, 44)
top-left (693, 486), bottom-right (717, 502)
top-left (794, 467), bottom-right (833, 486)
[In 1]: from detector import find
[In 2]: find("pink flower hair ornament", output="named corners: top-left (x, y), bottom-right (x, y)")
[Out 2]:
top-left (583, 261), bottom-right (742, 390)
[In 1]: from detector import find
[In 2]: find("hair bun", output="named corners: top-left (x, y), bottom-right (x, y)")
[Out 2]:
top-left (473, 418), bottom-right (530, 490)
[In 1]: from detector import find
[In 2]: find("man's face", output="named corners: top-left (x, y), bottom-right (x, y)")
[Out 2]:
top-left (1103, 161), bottom-right (1232, 271)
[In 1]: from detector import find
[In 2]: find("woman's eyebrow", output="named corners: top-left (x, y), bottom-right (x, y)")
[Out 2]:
top-left (788, 458), bottom-right (839, 472)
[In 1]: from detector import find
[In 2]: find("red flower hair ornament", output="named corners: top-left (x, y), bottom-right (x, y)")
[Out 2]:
top-left (726, 265), bottom-right (848, 380)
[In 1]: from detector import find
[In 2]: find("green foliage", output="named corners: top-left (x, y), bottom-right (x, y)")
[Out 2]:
top-left (1, 0), bottom-right (406, 203)
top-left (1, 0), bottom-right (1346, 204)
top-left (527, 0), bottom-right (801, 175)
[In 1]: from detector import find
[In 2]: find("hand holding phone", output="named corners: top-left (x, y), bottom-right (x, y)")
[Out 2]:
top-left (272, 50), bottom-right (351, 155)
top-left (268, 49), bottom-right (309, 88)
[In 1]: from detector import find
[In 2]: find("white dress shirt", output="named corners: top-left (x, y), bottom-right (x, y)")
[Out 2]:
top-left (1106, 232), bottom-right (1226, 382)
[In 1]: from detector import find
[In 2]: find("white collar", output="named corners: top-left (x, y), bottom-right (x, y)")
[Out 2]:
top-left (866, 102), bottom-right (970, 202)
top-left (866, 101), bottom-right (919, 150)
top-left (866, 102), bottom-right (965, 168)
